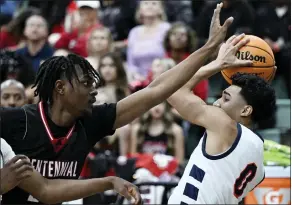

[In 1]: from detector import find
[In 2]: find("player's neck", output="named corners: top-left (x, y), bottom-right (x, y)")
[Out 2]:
top-left (48, 103), bottom-right (76, 127)
top-left (239, 119), bottom-right (253, 130)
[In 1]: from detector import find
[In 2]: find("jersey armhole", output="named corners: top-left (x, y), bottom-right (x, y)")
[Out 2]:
top-left (21, 107), bottom-right (28, 140)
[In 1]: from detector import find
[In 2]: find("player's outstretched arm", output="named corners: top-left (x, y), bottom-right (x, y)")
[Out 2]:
top-left (18, 171), bottom-right (142, 204)
top-left (113, 2), bottom-right (234, 129)
top-left (167, 34), bottom-right (253, 132)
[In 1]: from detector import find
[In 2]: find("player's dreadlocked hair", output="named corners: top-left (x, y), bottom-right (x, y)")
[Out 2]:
top-left (32, 54), bottom-right (102, 104)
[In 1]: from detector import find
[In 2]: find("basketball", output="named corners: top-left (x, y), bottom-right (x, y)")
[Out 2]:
top-left (221, 35), bottom-right (276, 84)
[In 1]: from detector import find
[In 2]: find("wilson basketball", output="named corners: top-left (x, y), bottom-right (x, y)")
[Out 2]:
top-left (221, 35), bottom-right (275, 84)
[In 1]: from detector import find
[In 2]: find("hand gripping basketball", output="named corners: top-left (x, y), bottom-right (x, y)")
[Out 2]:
top-left (216, 34), bottom-right (253, 69)
top-left (207, 2), bottom-right (234, 47)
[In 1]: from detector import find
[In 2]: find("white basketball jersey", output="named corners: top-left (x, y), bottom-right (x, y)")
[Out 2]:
top-left (1, 138), bottom-right (16, 201)
top-left (168, 123), bottom-right (265, 204)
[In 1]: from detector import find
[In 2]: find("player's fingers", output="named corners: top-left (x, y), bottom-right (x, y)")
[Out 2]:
top-left (226, 35), bottom-right (237, 45)
top-left (16, 163), bottom-right (33, 174)
top-left (235, 59), bottom-right (253, 67)
top-left (7, 155), bottom-right (29, 165)
top-left (230, 33), bottom-right (245, 46)
top-left (234, 38), bottom-right (250, 51)
top-left (119, 185), bottom-right (133, 201)
top-left (211, 3), bottom-right (222, 25)
top-left (129, 187), bottom-right (142, 205)
top-left (222, 17), bottom-right (234, 32)
top-left (13, 158), bottom-right (31, 169)
top-left (17, 170), bottom-right (33, 181)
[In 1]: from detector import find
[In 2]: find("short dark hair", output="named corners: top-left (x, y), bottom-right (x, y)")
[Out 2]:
top-left (231, 73), bottom-right (276, 125)
top-left (32, 54), bottom-right (102, 104)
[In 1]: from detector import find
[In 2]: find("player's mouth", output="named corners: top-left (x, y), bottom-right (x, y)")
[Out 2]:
top-left (89, 98), bottom-right (96, 105)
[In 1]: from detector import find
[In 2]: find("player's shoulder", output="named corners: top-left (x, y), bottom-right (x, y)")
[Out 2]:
top-left (239, 123), bottom-right (264, 143)
top-left (1, 106), bottom-right (25, 120)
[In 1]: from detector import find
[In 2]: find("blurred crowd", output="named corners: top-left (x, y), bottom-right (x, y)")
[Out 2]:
top-left (0, 0), bottom-right (291, 194)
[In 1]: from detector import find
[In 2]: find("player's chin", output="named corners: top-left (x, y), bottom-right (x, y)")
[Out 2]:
top-left (83, 106), bottom-right (93, 116)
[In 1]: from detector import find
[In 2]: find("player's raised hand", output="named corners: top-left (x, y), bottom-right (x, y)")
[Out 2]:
top-left (0, 155), bottom-right (33, 194)
top-left (215, 33), bottom-right (253, 69)
top-left (207, 2), bottom-right (234, 47)
top-left (111, 177), bottom-right (142, 205)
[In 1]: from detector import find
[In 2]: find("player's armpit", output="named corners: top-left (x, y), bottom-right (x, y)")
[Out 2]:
top-left (168, 91), bottom-right (236, 134)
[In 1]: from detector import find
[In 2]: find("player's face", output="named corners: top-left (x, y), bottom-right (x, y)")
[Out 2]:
top-left (1, 85), bottom-right (26, 107)
top-left (213, 85), bottom-right (253, 122)
top-left (60, 65), bottom-right (97, 116)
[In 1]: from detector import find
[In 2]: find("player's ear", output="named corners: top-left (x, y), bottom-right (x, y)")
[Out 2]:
top-left (240, 105), bottom-right (253, 117)
top-left (55, 80), bottom-right (66, 95)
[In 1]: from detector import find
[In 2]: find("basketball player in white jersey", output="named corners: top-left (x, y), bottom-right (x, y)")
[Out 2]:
top-left (167, 5), bottom-right (276, 204)
top-left (0, 138), bottom-right (33, 200)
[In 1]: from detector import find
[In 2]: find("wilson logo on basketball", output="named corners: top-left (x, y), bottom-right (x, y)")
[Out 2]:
top-left (236, 51), bottom-right (266, 63)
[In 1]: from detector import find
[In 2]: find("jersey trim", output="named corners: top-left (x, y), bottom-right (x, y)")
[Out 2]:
top-left (253, 131), bottom-right (264, 143)
top-left (202, 123), bottom-right (242, 160)
top-left (39, 101), bottom-right (76, 153)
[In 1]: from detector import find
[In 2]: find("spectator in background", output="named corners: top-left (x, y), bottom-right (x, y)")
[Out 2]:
top-left (99, 0), bottom-right (138, 53)
top-left (196, 0), bottom-right (255, 47)
top-left (130, 102), bottom-right (185, 165)
top-left (164, 22), bottom-right (208, 101)
top-left (0, 0), bottom-right (22, 26)
top-left (98, 52), bottom-right (130, 102)
top-left (164, 22), bottom-right (209, 157)
top-left (129, 58), bottom-right (175, 93)
top-left (254, 0), bottom-right (291, 97)
top-left (53, 49), bottom-right (71, 57)
top-left (96, 52), bottom-right (131, 156)
top-left (86, 27), bottom-right (113, 70)
top-left (164, 0), bottom-right (194, 26)
top-left (53, 1), bottom-right (102, 57)
top-left (0, 7), bottom-right (40, 50)
top-left (127, 1), bottom-right (170, 82)
top-left (0, 79), bottom-right (26, 108)
top-left (15, 14), bottom-right (54, 72)
top-left (0, 50), bottom-right (35, 87)
top-left (25, 0), bottom-right (72, 32)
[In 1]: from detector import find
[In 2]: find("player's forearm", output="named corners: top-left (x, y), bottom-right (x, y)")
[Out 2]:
top-left (183, 60), bottom-right (221, 92)
top-left (148, 43), bottom-right (216, 99)
top-left (42, 177), bottom-right (114, 204)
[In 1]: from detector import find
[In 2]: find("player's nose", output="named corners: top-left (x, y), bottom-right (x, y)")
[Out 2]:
top-left (213, 101), bottom-right (221, 108)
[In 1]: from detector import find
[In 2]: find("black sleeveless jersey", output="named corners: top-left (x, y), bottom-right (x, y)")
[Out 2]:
top-left (1, 102), bottom-right (116, 204)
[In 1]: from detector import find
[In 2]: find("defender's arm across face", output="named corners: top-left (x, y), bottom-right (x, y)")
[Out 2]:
top-left (167, 34), bottom-right (253, 134)
top-left (113, 2), bottom-right (234, 129)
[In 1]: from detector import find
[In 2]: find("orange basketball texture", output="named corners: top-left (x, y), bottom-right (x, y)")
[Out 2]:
top-left (221, 35), bottom-right (275, 84)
